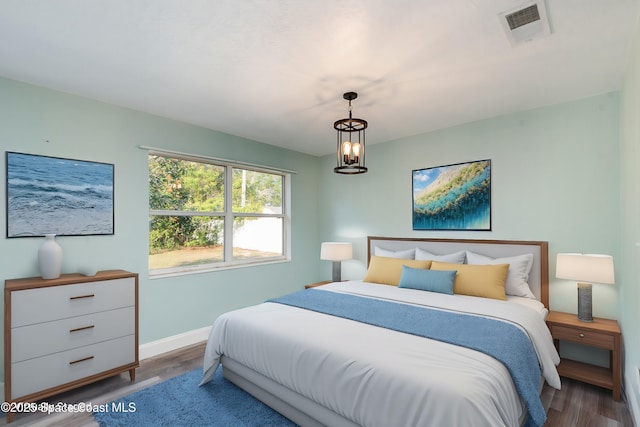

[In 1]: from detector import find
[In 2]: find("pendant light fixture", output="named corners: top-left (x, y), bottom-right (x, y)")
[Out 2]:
top-left (334, 92), bottom-right (368, 174)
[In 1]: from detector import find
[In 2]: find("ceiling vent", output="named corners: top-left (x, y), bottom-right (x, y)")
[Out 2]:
top-left (499, 1), bottom-right (551, 45)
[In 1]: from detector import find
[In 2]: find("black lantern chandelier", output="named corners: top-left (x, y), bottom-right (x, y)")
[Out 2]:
top-left (334, 92), bottom-right (368, 174)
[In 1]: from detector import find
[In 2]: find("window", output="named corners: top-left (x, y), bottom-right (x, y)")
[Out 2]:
top-left (148, 153), bottom-right (289, 276)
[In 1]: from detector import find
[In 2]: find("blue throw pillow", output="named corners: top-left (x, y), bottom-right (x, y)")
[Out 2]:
top-left (398, 266), bottom-right (456, 294)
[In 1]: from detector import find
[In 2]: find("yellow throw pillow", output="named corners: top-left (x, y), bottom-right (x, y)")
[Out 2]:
top-left (430, 261), bottom-right (509, 300)
top-left (363, 256), bottom-right (432, 286)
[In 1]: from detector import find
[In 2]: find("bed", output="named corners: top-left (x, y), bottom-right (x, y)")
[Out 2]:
top-left (201, 237), bottom-right (561, 427)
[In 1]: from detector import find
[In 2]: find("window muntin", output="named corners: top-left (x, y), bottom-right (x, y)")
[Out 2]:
top-left (149, 154), bottom-right (288, 276)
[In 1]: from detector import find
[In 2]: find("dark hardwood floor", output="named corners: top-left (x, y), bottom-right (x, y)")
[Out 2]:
top-left (541, 377), bottom-right (634, 426)
top-left (3, 342), bottom-right (635, 426)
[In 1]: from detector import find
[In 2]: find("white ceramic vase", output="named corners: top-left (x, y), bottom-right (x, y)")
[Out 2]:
top-left (38, 234), bottom-right (62, 279)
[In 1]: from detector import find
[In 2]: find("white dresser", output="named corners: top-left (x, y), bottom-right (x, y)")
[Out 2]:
top-left (4, 270), bottom-right (138, 422)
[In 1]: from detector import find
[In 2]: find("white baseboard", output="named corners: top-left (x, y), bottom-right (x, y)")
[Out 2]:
top-left (139, 325), bottom-right (211, 360)
top-left (626, 367), bottom-right (640, 427)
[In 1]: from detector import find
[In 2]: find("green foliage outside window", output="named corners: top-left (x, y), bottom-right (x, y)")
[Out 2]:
top-left (149, 155), bottom-right (283, 256)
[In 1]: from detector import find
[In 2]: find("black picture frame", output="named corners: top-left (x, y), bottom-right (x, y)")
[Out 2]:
top-left (6, 151), bottom-right (114, 237)
top-left (412, 159), bottom-right (491, 231)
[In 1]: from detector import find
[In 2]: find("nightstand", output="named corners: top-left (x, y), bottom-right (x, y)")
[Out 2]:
top-left (546, 311), bottom-right (621, 400)
top-left (305, 280), bottom-right (333, 289)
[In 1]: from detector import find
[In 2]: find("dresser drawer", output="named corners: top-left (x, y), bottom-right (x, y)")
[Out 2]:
top-left (11, 277), bottom-right (135, 327)
top-left (551, 325), bottom-right (614, 349)
top-left (11, 306), bottom-right (135, 363)
top-left (11, 335), bottom-right (135, 399)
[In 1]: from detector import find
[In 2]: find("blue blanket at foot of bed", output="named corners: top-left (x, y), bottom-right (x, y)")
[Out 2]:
top-left (269, 289), bottom-right (545, 427)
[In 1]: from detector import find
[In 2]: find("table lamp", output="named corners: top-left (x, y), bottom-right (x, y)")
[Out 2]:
top-left (556, 253), bottom-right (615, 322)
top-left (320, 242), bottom-right (353, 282)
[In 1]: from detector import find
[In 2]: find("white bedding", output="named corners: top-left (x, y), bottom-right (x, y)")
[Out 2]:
top-left (202, 281), bottom-right (560, 427)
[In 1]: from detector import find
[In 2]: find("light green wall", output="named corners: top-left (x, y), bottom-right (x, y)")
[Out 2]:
top-left (319, 93), bottom-right (621, 315)
top-left (319, 93), bottom-right (622, 367)
top-left (0, 77), bottom-right (322, 381)
top-left (620, 16), bottom-right (640, 419)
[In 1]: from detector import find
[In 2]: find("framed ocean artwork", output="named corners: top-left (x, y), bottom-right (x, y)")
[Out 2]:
top-left (412, 159), bottom-right (491, 231)
top-left (6, 152), bottom-right (114, 237)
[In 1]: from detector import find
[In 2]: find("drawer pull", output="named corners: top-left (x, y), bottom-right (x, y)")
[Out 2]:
top-left (69, 325), bottom-right (95, 333)
top-left (69, 356), bottom-right (94, 365)
top-left (70, 294), bottom-right (95, 300)
top-left (579, 333), bottom-right (585, 338)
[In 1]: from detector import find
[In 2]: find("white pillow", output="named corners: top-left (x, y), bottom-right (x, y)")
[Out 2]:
top-left (415, 248), bottom-right (466, 264)
top-left (465, 251), bottom-right (535, 298)
top-left (374, 246), bottom-right (416, 259)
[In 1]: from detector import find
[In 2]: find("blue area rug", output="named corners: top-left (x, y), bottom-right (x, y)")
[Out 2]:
top-left (93, 366), bottom-right (297, 426)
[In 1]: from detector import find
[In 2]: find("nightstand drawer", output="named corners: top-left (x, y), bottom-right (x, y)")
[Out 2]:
top-left (551, 325), bottom-right (614, 349)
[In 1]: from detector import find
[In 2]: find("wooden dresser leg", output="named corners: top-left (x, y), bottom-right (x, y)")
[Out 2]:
top-left (129, 368), bottom-right (136, 381)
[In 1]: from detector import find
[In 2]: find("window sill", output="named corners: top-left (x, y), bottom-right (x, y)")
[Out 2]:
top-left (148, 258), bottom-right (290, 280)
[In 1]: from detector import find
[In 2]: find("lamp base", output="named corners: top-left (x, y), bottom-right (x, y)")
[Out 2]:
top-left (577, 282), bottom-right (593, 322)
top-left (331, 261), bottom-right (342, 282)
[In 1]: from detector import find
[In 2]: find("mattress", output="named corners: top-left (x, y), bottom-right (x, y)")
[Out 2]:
top-left (202, 281), bottom-right (560, 427)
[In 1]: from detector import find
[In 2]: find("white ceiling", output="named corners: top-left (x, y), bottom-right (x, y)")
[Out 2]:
top-left (0, 1), bottom-right (638, 156)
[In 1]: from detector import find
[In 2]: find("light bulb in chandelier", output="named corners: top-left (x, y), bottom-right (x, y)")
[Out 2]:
top-left (352, 142), bottom-right (361, 160)
top-left (342, 141), bottom-right (351, 163)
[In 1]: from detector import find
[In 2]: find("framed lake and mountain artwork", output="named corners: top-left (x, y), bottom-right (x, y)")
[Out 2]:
top-left (412, 159), bottom-right (491, 231)
top-left (6, 152), bottom-right (114, 237)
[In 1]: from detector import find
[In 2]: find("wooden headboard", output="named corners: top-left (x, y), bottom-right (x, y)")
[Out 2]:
top-left (367, 236), bottom-right (549, 308)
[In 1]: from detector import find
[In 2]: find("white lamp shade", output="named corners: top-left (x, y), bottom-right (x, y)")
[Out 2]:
top-left (556, 253), bottom-right (615, 284)
top-left (320, 242), bottom-right (353, 261)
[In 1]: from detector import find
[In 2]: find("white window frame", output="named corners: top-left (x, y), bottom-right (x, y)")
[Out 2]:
top-left (148, 151), bottom-right (291, 278)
